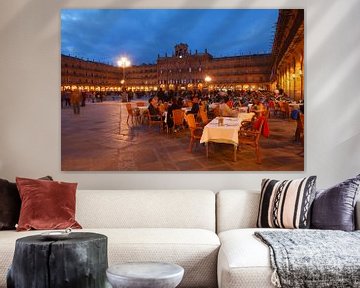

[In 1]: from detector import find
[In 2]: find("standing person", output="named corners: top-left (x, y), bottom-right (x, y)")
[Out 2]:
top-left (65, 90), bottom-right (71, 108)
top-left (70, 89), bottom-right (81, 115)
top-left (81, 92), bottom-right (87, 107)
top-left (61, 91), bottom-right (66, 109)
top-left (121, 89), bottom-right (128, 102)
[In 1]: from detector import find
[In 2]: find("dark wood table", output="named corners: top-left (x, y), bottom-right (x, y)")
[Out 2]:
top-left (7, 232), bottom-right (108, 288)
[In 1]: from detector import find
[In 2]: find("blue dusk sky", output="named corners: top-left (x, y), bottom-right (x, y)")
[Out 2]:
top-left (61, 9), bottom-right (278, 66)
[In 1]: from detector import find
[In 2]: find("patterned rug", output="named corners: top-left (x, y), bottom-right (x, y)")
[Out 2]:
top-left (255, 230), bottom-right (360, 288)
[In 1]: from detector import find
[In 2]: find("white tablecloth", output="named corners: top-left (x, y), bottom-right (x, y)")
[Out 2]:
top-left (137, 106), bottom-right (148, 114)
top-left (181, 107), bottom-right (192, 113)
top-left (200, 117), bottom-right (241, 145)
top-left (238, 112), bottom-right (255, 123)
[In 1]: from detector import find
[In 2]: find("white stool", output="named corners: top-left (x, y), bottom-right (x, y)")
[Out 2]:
top-left (106, 262), bottom-right (184, 288)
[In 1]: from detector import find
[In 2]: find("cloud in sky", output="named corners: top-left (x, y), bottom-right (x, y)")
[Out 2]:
top-left (61, 9), bottom-right (278, 66)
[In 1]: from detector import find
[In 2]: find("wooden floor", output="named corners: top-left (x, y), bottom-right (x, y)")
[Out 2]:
top-left (61, 101), bottom-right (304, 171)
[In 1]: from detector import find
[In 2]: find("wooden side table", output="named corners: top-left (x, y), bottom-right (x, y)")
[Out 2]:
top-left (106, 262), bottom-right (184, 288)
top-left (7, 232), bottom-right (108, 288)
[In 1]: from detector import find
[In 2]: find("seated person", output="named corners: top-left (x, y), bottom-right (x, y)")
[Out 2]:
top-left (226, 98), bottom-right (234, 109)
top-left (167, 97), bottom-right (182, 129)
top-left (186, 96), bottom-right (200, 115)
top-left (219, 97), bottom-right (237, 117)
top-left (148, 97), bottom-right (161, 121)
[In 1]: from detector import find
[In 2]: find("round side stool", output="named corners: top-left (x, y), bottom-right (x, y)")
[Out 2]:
top-left (106, 262), bottom-right (184, 288)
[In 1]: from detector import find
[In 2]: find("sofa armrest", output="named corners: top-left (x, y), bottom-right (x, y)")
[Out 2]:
top-left (356, 200), bottom-right (360, 230)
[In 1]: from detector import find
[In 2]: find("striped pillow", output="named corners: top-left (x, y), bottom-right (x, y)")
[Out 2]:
top-left (257, 176), bottom-right (317, 229)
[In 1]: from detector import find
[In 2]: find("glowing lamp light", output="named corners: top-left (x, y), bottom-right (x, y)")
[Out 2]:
top-left (204, 75), bottom-right (212, 83)
top-left (117, 57), bottom-right (131, 68)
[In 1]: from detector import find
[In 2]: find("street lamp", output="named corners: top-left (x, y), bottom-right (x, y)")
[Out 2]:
top-left (205, 75), bottom-right (212, 83)
top-left (298, 69), bottom-right (303, 100)
top-left (117, 56), bottom-right (131, 89)
top-left (116, 57), bottom-right (131, 134)
top-left (204, 75), bottom-right (212, 92)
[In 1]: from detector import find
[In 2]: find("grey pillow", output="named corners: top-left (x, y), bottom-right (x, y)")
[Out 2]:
top-left (311, 174), bottom-right (360, 231)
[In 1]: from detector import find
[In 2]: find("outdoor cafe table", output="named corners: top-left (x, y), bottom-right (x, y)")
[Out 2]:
top-left (181, 107), bottom-right (192, 113)
top-left (288, 103), bottom-right (303, 111)
top-left (200, 117), bottom-right (242, 161)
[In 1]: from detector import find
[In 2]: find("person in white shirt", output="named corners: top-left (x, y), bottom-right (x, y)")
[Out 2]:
top-left (219, 97), bottom-right (237, 117)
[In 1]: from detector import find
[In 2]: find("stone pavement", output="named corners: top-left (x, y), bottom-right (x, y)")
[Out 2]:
top-left (61, 101), bottom-right (304, 171)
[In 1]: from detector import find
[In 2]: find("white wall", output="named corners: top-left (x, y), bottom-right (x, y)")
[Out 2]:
top-left (1, 0), bottom-right (359, 191)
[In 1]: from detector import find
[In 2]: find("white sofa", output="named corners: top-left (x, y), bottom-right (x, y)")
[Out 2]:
top-left (216, 190), bottom-right (360, 288)
top-left (0, 190), bottom-right (220, 288)
top-left (1, 189), bottom-right (359, 288)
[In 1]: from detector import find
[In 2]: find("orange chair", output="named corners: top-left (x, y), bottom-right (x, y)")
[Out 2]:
top-left (172, 109), bottom-right (185, 132)
top-left (279, 101), bottom-right (290, 119)
top-left (295, 113), bottom-right (304, 146)
top-left (211, 105), bottom-right (221, 119)
top-left (238, 117), bottom-right (265, 164)
top-left (199, 109), bottom-right (209, 126)
top-left (144, 109), bottom-right (163, 132)
top-left (125, 103), bottom-right (140, 125)
top-left (185, 114), bottom-right (203, 152)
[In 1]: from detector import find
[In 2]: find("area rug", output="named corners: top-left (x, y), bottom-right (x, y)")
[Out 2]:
top-left (255, 230), bottom-right (360, 288)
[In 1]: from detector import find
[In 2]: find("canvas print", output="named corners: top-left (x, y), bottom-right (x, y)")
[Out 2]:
top-left (61, 9), bottom-right (304, 171)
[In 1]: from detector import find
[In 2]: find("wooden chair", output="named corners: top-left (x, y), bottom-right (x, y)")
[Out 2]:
top-left (295, 113), bottom-right (304, 146)
top-left (125, 103), bottom-right (140, 125)
top-left (199, 109), bottom-right (209, 126)
top-left (268, 100), bottom-right (275, 118)
top-left (273, 101), bottom-right (281, 117)
top-left (238, 117), bottom-right (265, 164)
top-left (172, 109), bottom-right (185, 132)
top-left (185, 114), bottom-right (203, 152)
top-left (279, 101), bottom-right (290, 119)
top-left (209, 105), bottom-right (221, 120)
top-left (144, 110), bottom-right (163, 132)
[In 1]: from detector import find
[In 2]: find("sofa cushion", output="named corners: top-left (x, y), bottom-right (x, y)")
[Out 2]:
top-left (16, 177), bottom-right (82, 231)
top-left (218, 228), bottom-right (277, 288)
top-left (76, 190), bottom-right (216, 231)
top-left (0, 228), bottom-right (220, 288)
top-left (0, 176), bottom-right (53, 230)
top-left (0, 179), bottom-right (20, 230)
top-left (257, 176), bottom-right (317, 229)
top-left (311, 174), bottom-right (360, 231)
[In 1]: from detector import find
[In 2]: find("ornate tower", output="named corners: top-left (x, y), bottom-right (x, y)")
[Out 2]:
top-left (174, 43), bottom-right (189, 58)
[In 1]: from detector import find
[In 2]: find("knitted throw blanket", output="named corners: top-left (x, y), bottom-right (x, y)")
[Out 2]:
top-left (255, 230), bottom-right (360, 288)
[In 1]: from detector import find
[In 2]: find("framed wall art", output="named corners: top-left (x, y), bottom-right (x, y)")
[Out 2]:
top-left (61, 9), bottom-right (304, 171)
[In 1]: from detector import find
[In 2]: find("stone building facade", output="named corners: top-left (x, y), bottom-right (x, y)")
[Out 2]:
top-left (61, 9), bottom-right (304, 99)
top-left (61, 44), bottom-right (272, 93)
top-left (61, 55), bottom-right (120, 92)
top-left (270, 9), bottom-right (304, 100)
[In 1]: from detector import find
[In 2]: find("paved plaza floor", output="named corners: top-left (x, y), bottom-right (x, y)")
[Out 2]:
top-left (61, 101), bottom-right (304, 171)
